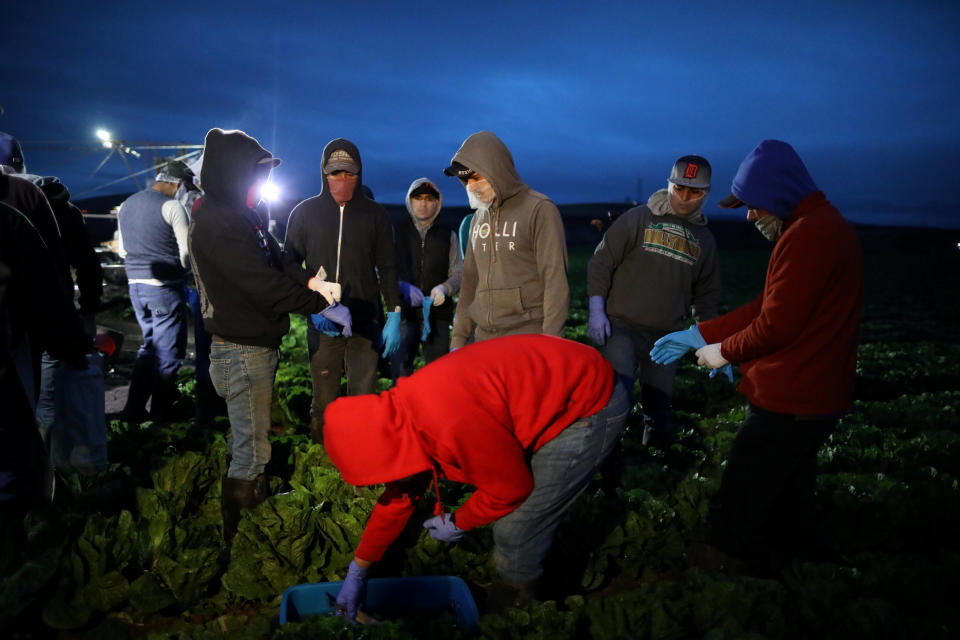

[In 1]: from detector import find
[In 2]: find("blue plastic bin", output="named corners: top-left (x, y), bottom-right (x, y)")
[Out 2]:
top-left (279, 575), bottom-right (479, 632)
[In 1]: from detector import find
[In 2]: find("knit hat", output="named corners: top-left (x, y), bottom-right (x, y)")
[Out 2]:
top-left (668, 155), bottom-right (711, 190)
top-left (324, 149), bottom-right (359, 174)
top-left (0, 132), bottom-right (25, 173)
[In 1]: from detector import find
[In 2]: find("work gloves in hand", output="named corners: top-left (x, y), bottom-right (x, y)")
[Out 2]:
top-left (308, 266), bottom-right (342, 305)
top-left (429, 284), bottom-right (447, 306)
top-left (311, 302), bottom-right (353, 338)
top-left (421, 299), bottom-right (433, 341)
top-left (381, 311), bottom-right (401, 357)
top-left (399, 280), bottom-right (424, 307)
top-left (649, 325), bottom-right (707, 365)
top-left (423, 513), bottom-right (465, 542)
top-left (335, 560), bottom-right (368, 622)
top-left (587, 296), bottom-right (611, 345)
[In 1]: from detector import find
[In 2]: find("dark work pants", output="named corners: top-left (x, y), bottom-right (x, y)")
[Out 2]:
top-left (306, 328), bottom-right (379, 433)
top-left (709, 403), bottom-right (837, 569)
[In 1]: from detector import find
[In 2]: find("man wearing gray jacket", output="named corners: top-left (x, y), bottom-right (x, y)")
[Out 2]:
top-left (445, 131), bottom-right (569, 348)
top-left (587, 155), bottom-right (721, 447)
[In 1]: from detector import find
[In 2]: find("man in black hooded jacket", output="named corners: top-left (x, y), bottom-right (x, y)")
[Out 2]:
top-left (285, 139), bottom-right (403, 443)
top-left (188, 128), bottom-right (340, 541)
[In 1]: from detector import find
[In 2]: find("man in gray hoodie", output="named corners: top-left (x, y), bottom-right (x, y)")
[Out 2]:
top-left (444, 131), bottom-right (568, 348)
top-left (587, 155), bottom-right (722, 448)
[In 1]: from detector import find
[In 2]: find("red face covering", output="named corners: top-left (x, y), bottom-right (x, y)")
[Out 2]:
top-left (328, 173), bottom-right (358, 205)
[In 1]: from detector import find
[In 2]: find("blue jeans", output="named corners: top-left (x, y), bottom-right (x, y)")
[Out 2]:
top-left (129, 282), bottom-right (187, 379)
top-left (209, 339), bottom-right (279, 480)
top-left (602, 321), bottom-right (679, 437)
top-left (492, 381), bottom-right (630, 583)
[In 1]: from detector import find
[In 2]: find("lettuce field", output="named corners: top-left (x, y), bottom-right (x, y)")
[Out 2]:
top-left (3, 226), bottom-right (959, 639)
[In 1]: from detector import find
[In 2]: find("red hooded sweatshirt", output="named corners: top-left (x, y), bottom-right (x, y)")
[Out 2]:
top-left (323, 334), bottom-right (615, 563)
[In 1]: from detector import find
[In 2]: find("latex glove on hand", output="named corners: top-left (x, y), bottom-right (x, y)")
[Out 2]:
top-left (649, 325), bottom-right (707, 365)
top-left (587, 296), bottom-right (611, 345)
top-left (696, 343), bottom-right (728, 369)
top-left (308, 274), bottom-right (342, 306)
top-left (421, 299), bottom-right (433, 342)
top-left (335, 560), bottom-right (368, 622)
top-left (319, 302), bottom-right (353, 337)
top-left (399, 280), bottom-right (424, 307)
top-left (381, 311), bottom-right (401, 357)
top-left (429, 284), bottom-right (447, 306)
top-left (310, 313), bottom-right (339, 337)
top-left (423, 513), bottom-right (465, 542)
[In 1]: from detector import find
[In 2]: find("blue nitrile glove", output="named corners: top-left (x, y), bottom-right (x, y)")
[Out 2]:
top-left (423, 513), bottom-right (465, 542)
top-left (421, 298), bottom-right (433, 341)
top-left (588, 296), bottom-right (611, 345)
top-left (317, 302), bottom-right (353, 338)
top-left (310, 313), bottom-right (340, 337)
top-left (711, 363), bottom-right (735, 383)
top-left (335, 560), bottom-right (368, 622)
top-left (399, 280), bottom-right (424, 307)
top-left (649, 325), bottom-right (707, 365)
top-left (381, 311), bottom-right (401, 357)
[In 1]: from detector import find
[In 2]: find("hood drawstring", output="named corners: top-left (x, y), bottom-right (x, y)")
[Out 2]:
top-left (431, 466), bottom-right (445, 523)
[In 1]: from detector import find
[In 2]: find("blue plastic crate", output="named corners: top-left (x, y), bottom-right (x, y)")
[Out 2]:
top-left (279, 575), bottom-right (479, 632)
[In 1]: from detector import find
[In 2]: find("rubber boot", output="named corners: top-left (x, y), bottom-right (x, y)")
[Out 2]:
top-left (149, 374), bottom-right (180, 423)
top-left (121, 356), bottom-right (156, 423)
top-left (309, 413), bottom-right (324, 445)
top-left (221, 474), bottom-right (267, 543)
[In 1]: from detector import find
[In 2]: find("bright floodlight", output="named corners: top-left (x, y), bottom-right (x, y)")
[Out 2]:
top-left (261, 181), bottom-right (281, 202)
top-left (95, 129), bottom-right (111, 141)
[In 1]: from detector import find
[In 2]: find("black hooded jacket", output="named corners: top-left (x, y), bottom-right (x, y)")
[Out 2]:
top-left (284, 139), bottom-right (401, 337)
top-left (188, 129), bottom-right (325, 347)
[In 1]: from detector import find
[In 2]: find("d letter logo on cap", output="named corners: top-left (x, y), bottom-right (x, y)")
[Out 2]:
top-left (685, 164), bottom-right (699, 179)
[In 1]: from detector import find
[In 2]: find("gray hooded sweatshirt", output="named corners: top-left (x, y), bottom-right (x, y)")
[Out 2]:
top-left (449, 132), bottom-right (569, 347)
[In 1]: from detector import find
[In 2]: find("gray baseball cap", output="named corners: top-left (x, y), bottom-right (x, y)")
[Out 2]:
top-left (668, 155), bottom-right (711, 189)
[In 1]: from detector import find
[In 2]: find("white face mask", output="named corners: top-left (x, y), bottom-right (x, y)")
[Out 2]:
top-left (754, 214), bottom-right (784, 242)
top-left (466, 178), bottom-right (495, 210)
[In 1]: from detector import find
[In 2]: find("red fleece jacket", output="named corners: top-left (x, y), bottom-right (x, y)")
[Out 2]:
top-left (698, 192), bottom-right (862, 415)
top-left (322, 334), bottom-right (615, 563)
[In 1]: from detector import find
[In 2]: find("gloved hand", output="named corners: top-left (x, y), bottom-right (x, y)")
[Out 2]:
top-left (399, 280), bottom-right (424, 307)
top-left (317, 302), bottom-right (353, 338)
top-left (710, 363), bottom-right (735, 383)
top-left (423, 513), bottom-right (465, 542)
top-left (381, 311), bottom-right (401, 357)
top-left (649, 325), bottom-right (707, 365)
top-left (421, 299), bottom-right (433, 341)
top-left (335, 560), bottom-right (368, 622)
top-left (430, 284), bottom-right (447, 306)
top-left (311, 313), bottom-right (340, 337)
top-left (696, 343), bottom-right (728, 368)
top-left (587, 296), bottom-right (611, 345)
top-left (308, 268), bottom-right (342, 305)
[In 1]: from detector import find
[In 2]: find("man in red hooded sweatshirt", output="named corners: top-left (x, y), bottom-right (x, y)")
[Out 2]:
top-left (323, 334), bottom-right (629, 618)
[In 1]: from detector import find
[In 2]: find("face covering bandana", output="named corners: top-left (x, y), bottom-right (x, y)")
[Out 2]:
top-left (466, 179), bottom-right (494, 210)
top-left (754, 214), bottom-right (784, 243)
top-left (328, 173), bottom-right (358, 205)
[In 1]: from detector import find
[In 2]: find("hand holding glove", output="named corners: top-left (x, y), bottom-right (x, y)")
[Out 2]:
top-left (313, 302), bottom-right (353, 338)
top-left (422, 513), bottom-right (465, 542)
top-left (429, 284), bottom-right (447, 306)
top-left (649, 325), bottom-right (707, 365)
top-left (421, 298), bottom-right (433, 342)
top-left (307, 266), bottom-right (342, 305)
top-left (381, 311), bottom-right (401, 357)
top-left (587, 296), bottom-right (611, 345)
top-left (696, 343), bottom-right (728, 369)
top-left (335, 560), bottom-right (368, 622)
top-left (399, 280), bottom-right (424, 307)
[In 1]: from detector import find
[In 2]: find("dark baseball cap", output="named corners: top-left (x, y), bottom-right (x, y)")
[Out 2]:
top-left (717, 193), bottom-right (746, 208)
top-left (443, 161), bottom-right (474, 180)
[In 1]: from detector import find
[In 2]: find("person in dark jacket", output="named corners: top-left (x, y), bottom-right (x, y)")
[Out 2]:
top-left (652, 140), bottom-right (863, 574)
top-left (284, 139), bottom-right (403, 443)
top-left (188, 128), bottom-right (342, 541)
top-left (587, 155), bottom-right (723, 448)
top-left (390, 178), bottom-right (462, 381)
top-left (1, 201), bottom-right (90, 516)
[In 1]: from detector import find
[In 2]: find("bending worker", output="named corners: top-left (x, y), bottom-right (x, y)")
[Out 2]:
top-left (324, 334), bottom-right (629, 618)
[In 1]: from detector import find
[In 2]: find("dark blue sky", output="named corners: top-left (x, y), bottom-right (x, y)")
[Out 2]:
top-left (4, 1), bottom-right (959, 228)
